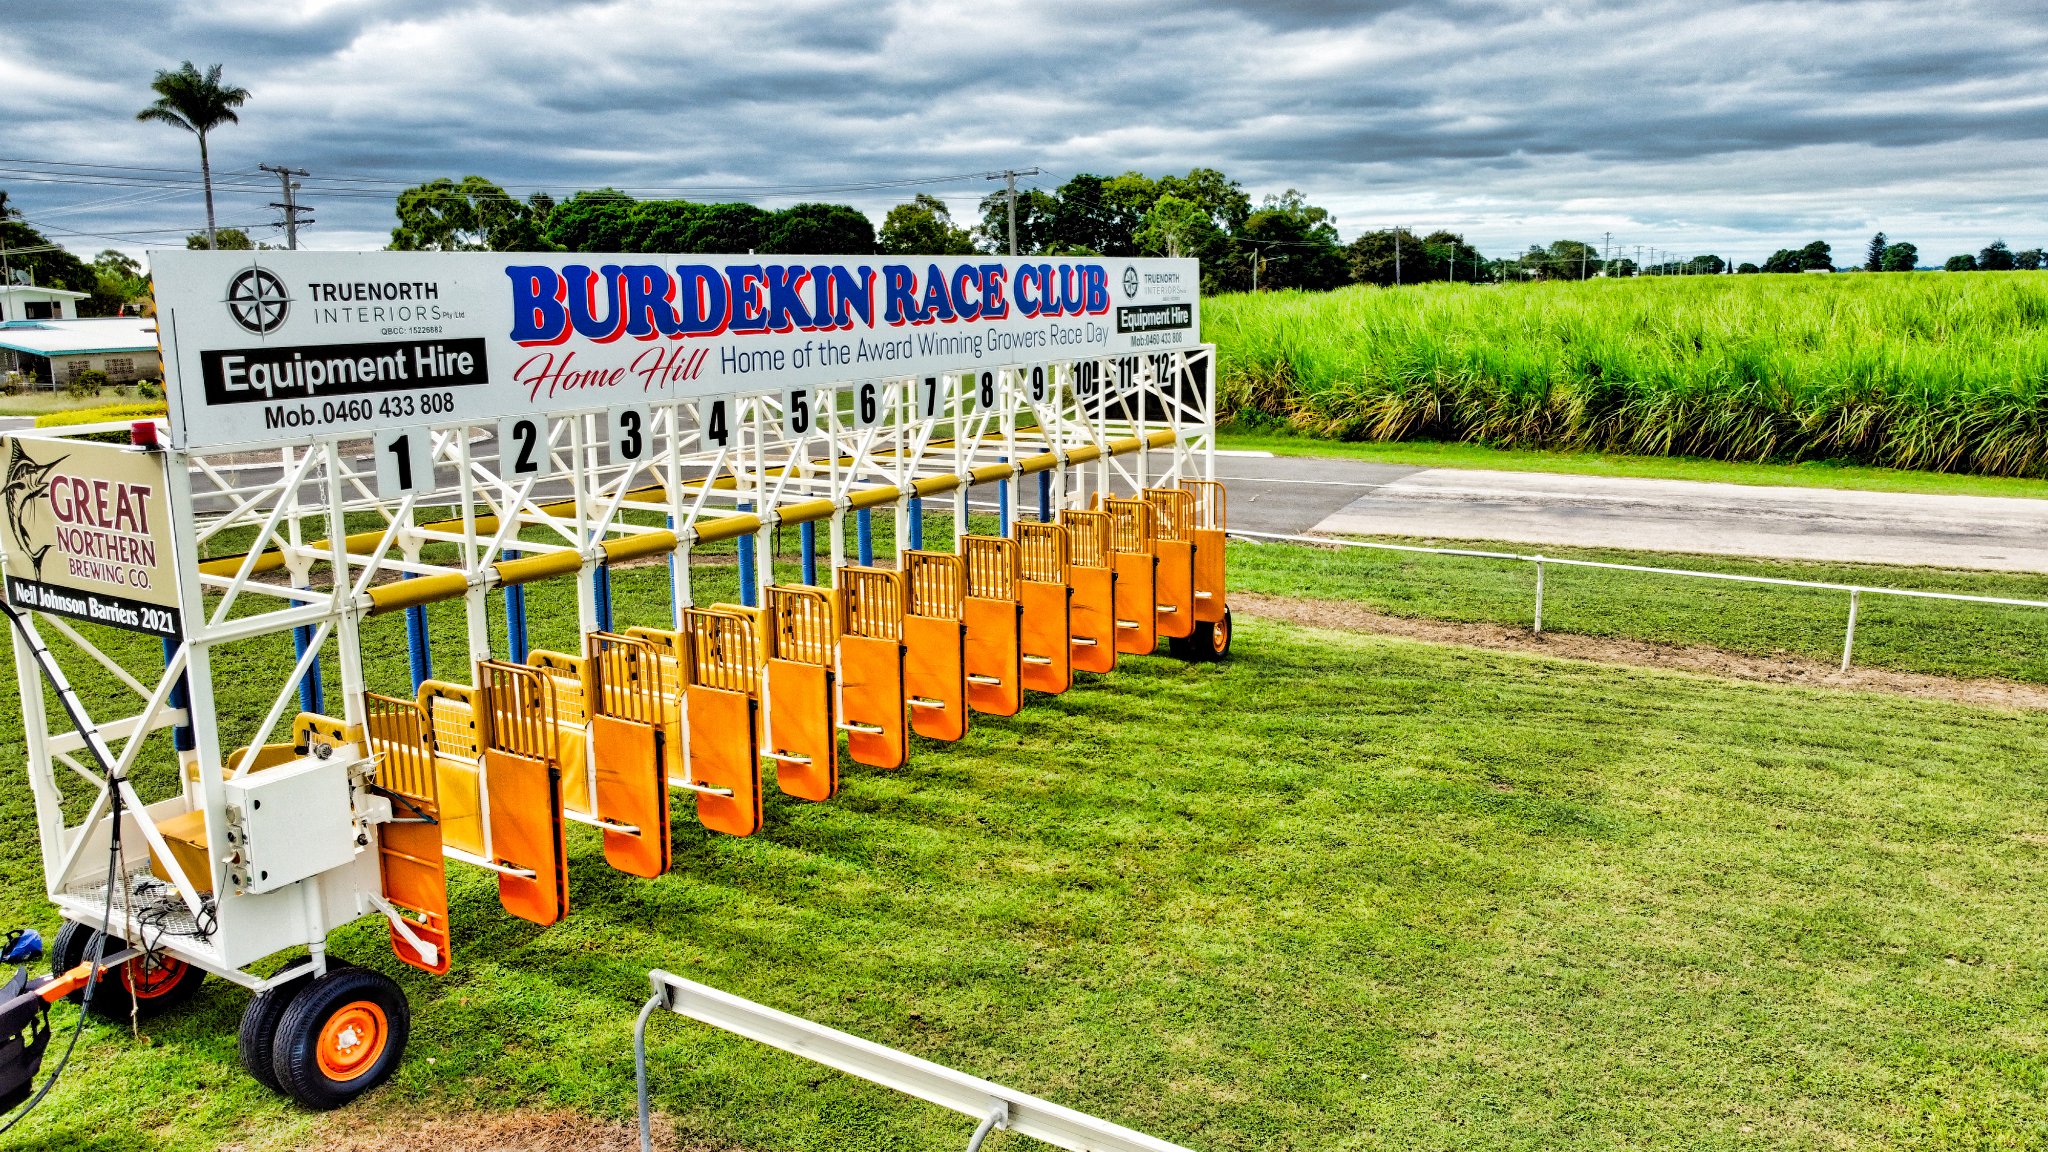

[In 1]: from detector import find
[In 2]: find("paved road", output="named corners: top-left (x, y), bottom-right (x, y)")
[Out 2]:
top-left (1218, 455), bottom-right (2048, 572)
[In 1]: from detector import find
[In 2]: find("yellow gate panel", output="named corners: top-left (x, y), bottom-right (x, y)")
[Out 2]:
top-left (1145, 488), bottom-right (1197, 640)
top-left (1180, 479), bottom-right (1229, 624)
top-left (420, 680), bottom-right (485, 859)
top-left (962, 535), bottom-right (1024, 716)
top-left (528, 649), bottom-right (592, 817)
top-left (682, 608), bottom-right (764, 836)
top-left (765, 585), bottom-right (838, 802)
top-left (479, 661), bottom-right (569, 928)
top-left (903, 551), bottom-right (968, 741)
top-left (586, 631), bottom-right (673, 879)
top-left (1060, 508), bottom-right (1118, 675)
top-left (1106, 497), bottom-right (1159, 655)
top-left (1014, 520), bottom-right (1073, 695)
top-left (837, 566), bottom-right (908, 769)
top-left (364, 694), bottom-right (451, 975)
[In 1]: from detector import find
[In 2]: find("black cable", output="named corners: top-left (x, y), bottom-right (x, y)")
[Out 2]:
top-left (0, 600), bottom-right (133, 1134)
top-left (0, 787), bottom-right (120, 1136)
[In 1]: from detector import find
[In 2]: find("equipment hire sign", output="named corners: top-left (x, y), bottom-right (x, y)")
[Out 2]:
top-left (149, 251), bottom-right (1201, 451)
top-left (1, 437), bottom-right (182, 638)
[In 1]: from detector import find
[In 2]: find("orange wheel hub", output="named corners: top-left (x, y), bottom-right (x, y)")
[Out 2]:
top-left (1210, 616), bottom-right (1230, 655)
top-left (315, 1001), bottom-right (389, 1081)
top-left (123, 955), bottom-right (187, 1000)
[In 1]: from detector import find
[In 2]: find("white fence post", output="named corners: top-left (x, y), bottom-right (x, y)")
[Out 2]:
top-left (1842, 587), bottom-right (1861, 672)
top-left (1533, 557), bottom-right (1545, 634)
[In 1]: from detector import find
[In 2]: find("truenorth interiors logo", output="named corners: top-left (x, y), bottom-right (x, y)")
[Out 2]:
top-left (1122, 266), bottom-right (1140, 299)
top-left (225, 267), bottom-right (291, 335)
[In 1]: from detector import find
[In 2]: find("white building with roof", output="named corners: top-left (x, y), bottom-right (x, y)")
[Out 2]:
top-left (0, 317), bottom-right (163, 387)
top-left (0, 284), bottom-right (90, 322)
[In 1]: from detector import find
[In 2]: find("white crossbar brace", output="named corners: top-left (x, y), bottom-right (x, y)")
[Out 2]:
top-left (634, 969), bottom-right (1193, 1152)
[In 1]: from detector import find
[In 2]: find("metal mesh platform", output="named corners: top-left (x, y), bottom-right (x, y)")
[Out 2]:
top-left (65, 866), bottom-right (215, 942)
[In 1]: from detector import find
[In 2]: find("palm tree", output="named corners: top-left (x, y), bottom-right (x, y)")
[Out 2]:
top-left (137, 62), bottom-right (249, 251)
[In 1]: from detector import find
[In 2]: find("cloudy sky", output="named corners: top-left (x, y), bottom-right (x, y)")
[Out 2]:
top-left (5, 0), bottom-right (2046, 267)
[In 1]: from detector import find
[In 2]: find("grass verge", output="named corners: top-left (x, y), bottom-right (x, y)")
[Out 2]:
top-left (1216, 429), bottom-right (2048, 501)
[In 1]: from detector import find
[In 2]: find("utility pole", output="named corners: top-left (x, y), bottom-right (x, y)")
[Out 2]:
top-left (1394, 227), bottom-right (1402, 287)
top-left (1602, 231), bottom-right (1612, 277)
top-left (261, 163), bottom-right (312, 250)
top-left (987, 167), bottom-right (1042, 257)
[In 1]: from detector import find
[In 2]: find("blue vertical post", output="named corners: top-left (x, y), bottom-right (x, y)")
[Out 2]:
top-left (857, 508), bottom-right (875, 566)
top-left (907, 496), bottom-right (924, 550)
top-left (594, 564), bottom-right (615, 632)
top-left (292, 609), bottom-right (323, 713)
top-left (163, 638), bottom-right (194, 754)
top-left (1038, 470), bottom-right (1052, 522)
top-left (799, 520), bottom-right (818, 585)
top-left (404, 583), bottom-right (432, 691)
top-left (503, 550), bottom-right (529, 663)
top-left (737, 503), bottom-right (758, 607)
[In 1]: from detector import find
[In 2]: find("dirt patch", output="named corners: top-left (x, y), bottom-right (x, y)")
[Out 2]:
top-left (1233, 591), bottom-right (2048, 711)
top-left (289, 1108), bottom-right (729, 1152)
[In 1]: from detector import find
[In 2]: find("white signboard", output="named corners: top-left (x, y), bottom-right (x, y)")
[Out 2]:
top-left (149, 251), bottom-right (1201, 451)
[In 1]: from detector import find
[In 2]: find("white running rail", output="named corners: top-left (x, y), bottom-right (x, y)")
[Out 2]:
top-left (1230, 528), bottom-right (2048, 673)
top-left (634, 970), bottom-right (1194, 1152)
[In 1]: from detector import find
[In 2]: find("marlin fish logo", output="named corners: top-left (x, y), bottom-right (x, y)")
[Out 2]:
top-left (3, 439), bottom-right (65, 580)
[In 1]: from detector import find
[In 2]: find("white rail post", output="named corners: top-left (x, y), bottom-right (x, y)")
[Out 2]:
top-left (1533, 556), bottom-right (1545, 634)
top-left (1842, 587), bottom-right (1861, 672)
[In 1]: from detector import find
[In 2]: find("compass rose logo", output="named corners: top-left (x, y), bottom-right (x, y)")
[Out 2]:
top-left (224, 267), bottom-right (290, 335)
top-left (1122, 266), bottom-right (1140, 298)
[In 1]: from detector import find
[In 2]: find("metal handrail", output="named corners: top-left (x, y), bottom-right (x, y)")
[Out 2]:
top-left (634, 969), bottom-right (1193, 1152)
top-left (1228, 529), bottom-right (2048, 672)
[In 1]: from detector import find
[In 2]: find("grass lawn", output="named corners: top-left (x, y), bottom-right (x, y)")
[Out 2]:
top-left (1228, 535), bottom-right (2048, 684)
top-left (1216, 429), bottom-right (2048, 501)
top-left (0, 391), bottom-right (152, 418)
top-left (6, 550), bottom-right (2048, 1149)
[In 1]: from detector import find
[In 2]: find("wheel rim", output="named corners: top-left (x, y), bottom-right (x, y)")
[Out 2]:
top-left (123, 954), bottom-right (188, 1000)
top-left (1210, 616), bottom-right (1230, 655)
top-left (315, 1001), bottom-right (389, 1082)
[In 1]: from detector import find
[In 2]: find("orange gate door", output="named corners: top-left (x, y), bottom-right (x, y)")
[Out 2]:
top-left (682, 607), bottom-right (766, 836)
top-left (1014, 521), bottom-right (1073, 694)
top-left (1180, 479), bottom-right (1229, 625)
top-left (902, 551), bottom-right (968, 741)
top-left (586, 631), bottom-right (674, 878)
top-left (1106, 497), bottom-right (1159, 654)
top-left (1060, 508), bottom-right (1118, 675)
top-left (837, 566), bottom-right (908, 769)
top-left (479, 660), bottom-right (570, 927)
top-left (765, 585), bottom-right (839, 802)
top-left (1145, 487), bottom-right (1198, 641)
top-left (961, 535), bottom-right (1024, 716)
top-left (364, 694), bottom-right (451, 975)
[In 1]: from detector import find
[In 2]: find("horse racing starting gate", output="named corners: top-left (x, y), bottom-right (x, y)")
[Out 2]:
top-left (0, 250), bottom-right (1228, 1113)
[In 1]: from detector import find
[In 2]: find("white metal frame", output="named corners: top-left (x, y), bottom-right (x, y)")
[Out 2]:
top-left (5, 347), bottom-right (1216, 994)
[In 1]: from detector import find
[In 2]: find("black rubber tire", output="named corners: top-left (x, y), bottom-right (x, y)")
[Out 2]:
top-left (49, 921), bottom-right (94, 1003)
top-left (271, 966), bottom-right (410, 1110)
top-left (1183, 610), bottom-right (1233, 663)
top-left (240, 969), bottom-right (317, 1093)
top-left (72, 930), bottom-right (206, 1021)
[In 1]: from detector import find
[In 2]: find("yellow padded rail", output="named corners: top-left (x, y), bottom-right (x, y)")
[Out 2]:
top-left (351, 430), bottom-right (1176, 615)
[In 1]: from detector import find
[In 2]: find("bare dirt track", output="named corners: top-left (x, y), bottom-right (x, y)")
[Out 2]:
top-left (1233, 590), bottom-right (2048, 711)
top-left (267, 1109), bottom-right (728, 1152)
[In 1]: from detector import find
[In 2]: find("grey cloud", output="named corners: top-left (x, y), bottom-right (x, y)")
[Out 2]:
top-left (4, 0), bottom-right (2047, 263)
